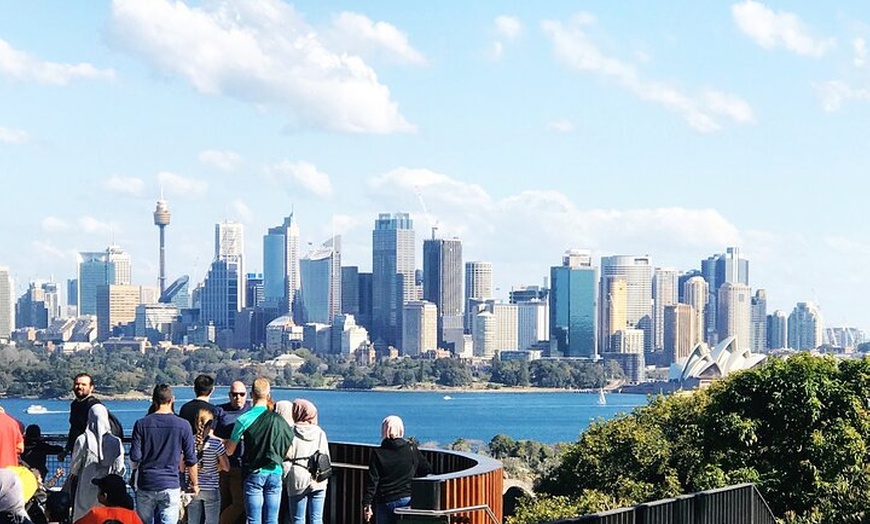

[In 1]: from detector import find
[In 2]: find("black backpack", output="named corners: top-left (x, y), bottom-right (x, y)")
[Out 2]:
top-left (306, 450), bottom-right (332, 483)
top-left (107, 410), bottom-right (123, 439)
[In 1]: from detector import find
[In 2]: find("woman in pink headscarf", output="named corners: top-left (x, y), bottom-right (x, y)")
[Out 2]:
top-left (284, 399), bottom-right (329, 524)
top-left (361, 416), bottom-right (431, 524)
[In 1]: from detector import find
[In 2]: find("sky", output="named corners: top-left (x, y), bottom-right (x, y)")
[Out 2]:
top-left (2, 1), bottom-right (870, 331)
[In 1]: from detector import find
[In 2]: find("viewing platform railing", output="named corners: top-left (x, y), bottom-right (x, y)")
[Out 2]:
top-left (41, 436), bottom-right (504, 524)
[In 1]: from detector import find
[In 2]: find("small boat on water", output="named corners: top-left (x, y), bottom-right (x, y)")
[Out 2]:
top-left (597, 389), bottom-right (606, 406)
top-left (443, 395), bottom-right (452, 401)
top-left (25, 405), bottom-right (48, 415)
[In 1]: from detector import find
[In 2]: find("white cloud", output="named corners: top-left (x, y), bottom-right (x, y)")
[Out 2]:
top-left (546, 119), bottom-right (575, 133)
top-left (41, 216), bottom-right (69, 233)
top-left (199, 149), bottom-right (243, 172)
top-left (731, 1), bottom-right (835, 57)
top-left (31, 241), bottom-right (68, 260)
top-left (266, 160), bottom-right (333, 198)
top-left (232, 199), bottom-right (254, 222)
top-left (108, 0), bottom-right (415, 134)
top-left (495, 16), bottom-right (522, 39)
top-left (0, 126), bottom-right (29, 144)
top-left (814, 80), bottom-right (870, 111)
top-left (541, 14), bottom-right (755, 132)
top-left (105, 175), bottom-right (146, 196)
top-left (156, 171), bottom-right (208, 197)
top-left (329, 12), bottom-right (427, 66)
top-left (854, 37), bottom-right (867, 68)
top-left (0, 38), bottom-right (115, 84)
top-left (78, 216), bottom-right (114, 236)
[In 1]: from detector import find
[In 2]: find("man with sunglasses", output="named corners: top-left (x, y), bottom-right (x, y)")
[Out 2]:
top-left (215, 382), bottom-right (250, 524)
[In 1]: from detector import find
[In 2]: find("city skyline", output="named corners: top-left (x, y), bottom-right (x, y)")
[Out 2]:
top-left (3, 2), bottom-right (870, 329)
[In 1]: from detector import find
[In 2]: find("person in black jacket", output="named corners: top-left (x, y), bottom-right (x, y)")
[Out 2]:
top-left (62, 374), bottom-right (101, 458)
top-left (362, 416), bottom-right (431, 524)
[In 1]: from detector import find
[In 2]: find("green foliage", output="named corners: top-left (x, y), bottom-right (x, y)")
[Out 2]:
top-left (531, 354), bottom-right (870, 524)
top-left (507, 491), bottom-right (627, 524)
top-left (528, 359), bottom-right (606, 389)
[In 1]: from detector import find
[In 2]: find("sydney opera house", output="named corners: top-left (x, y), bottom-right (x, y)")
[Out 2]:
top-left (669, 335), bottom-right (768, 385)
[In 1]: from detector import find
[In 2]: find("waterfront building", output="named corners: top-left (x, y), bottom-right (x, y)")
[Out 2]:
top-left (472, 310), bottom-right (496, 358)
top-left (717, 282), bottom-right (752, 351)
top-left (422, 237), bottom-right (463, 349)
top-left (298, 236), bottom-right (342, 325)
top-left (599, 255), bottom-right (653, 354)
top-left (652, 267), bottom-right (678, 351)
top-left (371, 213), bottom-right (415, 350)
top-left (750, 289), bottom-right (767, 353)
top-left (517, 300), bottom-right (548, 351)
top-left (493, 302), bottom-right (519, 353)
top-left (96, 284), bottom-right (141, 341)
top-left (262, 213), bottom-right (300, 316)
top-left (332, 314), bottom-right (369, 356)
top-left (464, 261), bottom-right (493, 333)
top-left (788, 302), bottom-right (823, 350)
top-left (402, 301), bottom-right (438, 357)
top-left (550, 250), bottom-right (596, 358)
top-left (0, 267), bottom-right (13, 338)
top-left (767, 309), bottom-right (788, 349)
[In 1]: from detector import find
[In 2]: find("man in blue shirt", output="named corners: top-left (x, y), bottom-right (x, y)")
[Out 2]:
top-left (216, 381), bottom-right (251, 524)
top-left (130, 384), bottom-right (199, 524)
top-left (225, 378), bottom-right (292, 524)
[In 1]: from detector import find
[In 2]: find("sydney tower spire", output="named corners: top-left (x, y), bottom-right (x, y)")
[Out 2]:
top-left (153, 199), bottom-right (171, 295)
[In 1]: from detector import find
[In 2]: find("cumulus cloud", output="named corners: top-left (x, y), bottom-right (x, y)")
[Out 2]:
top-left (495, 15), bottom-right (522, 39)
top-left (541, 14), bottom-right (755, 132)
top-left (32, 241), bottom-right (68, 260)
top-left (108, 0), bottom-right (414, 134)
top-left (41, 216), bottom-right (69, 233)
top-left (546, 119), bottom-right (575, 133)
top-left (266, 160), bottom-right (333, 198)
top-left (814, 80), bottom-right (870, 111)
top-left (156, 171), bottom-right (208, 197)
top-left (854, 37), bottom-right (867, 68)
top-left (105, 174), bottom-right (146, 196)
top-left (0, 126), bottom-right (29, 144)
top-left (78, 216), bottom-right (114, 236)
top-left (732, 1), bottom-right (835, 57)
top-left (0, 38), bottom-right (115, 84)
top-left (328, 12), bottom-right (427, 65)
top-left (199, 149), bottom-right (243, 172)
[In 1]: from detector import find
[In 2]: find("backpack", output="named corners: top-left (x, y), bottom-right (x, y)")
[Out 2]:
top-left (107, 411), bottom-right (123, 440)
top-left (306, 449), bottom-right (332, 483)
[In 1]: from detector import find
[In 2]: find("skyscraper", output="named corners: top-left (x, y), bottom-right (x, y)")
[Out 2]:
top-left (77, 247), bottom-right (132, 316)
top-left (153, 199), bottom-right (171, 294)
top-left (750, 289), bottom-right (767, 353)
top-left (372, 213), bottom-right (415, 349)
top-left (422, 237), bottom-right (463, 348)
top-left (664, 303), bottom-right (696, 365)
top-left (402, 300), bottom-right (438, 357)
top-left (464, 261), bottom-right (493, 333)
top-left (262, 214), bottom-right (300, 316)
top-left (549, 249), bottom-right (596, 358)
top-left (298, 236), bottom-right (341, 325)
top-left (788, 302), bottom-right (823, 350)
top-left (96, 284), bottom-right (141, 341)
top-left (682, 276), bottom-right (707, 347)
top-left (201, 222), bottom-right (246, 332)
top-left (599, 255), bottom-right (653, 353)
top-left (0, 267), bottom-right (13, 338)
top-left (701, 247), bottom-right (749, 344)
top-left (767, 309), bottom-right (788, 349)
top-left (652, 267), bottom-right (678, 351)
top-left (717, 282), bottom-right (751, 350)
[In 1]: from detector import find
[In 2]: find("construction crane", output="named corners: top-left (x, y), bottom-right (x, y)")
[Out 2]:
top-left (415, 187), bottom-right (439, 239)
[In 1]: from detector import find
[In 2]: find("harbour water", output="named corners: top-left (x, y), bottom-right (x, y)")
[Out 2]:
top-left (5, 388), bottom-right (649, 445)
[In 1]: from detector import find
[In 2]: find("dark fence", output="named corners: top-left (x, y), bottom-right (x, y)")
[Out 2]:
top-left (41, 435), bottom-right (503, 524)
top-left (548, 483), bottom-right (776, 524)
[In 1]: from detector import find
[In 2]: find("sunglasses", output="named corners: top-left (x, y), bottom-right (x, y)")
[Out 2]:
top-left (230, 392), bottom-right (246, 397)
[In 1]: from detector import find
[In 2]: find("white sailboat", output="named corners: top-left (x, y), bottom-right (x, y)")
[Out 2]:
top-left (597, 388), bottom-right (606, 405)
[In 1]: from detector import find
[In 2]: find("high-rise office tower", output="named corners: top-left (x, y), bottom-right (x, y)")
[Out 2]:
top-left (245, 273), bottom-right (264, 309)
top-left (517, 300), bottom-right (548, 351)
top-left (788, 302), bottom-right (823, 350)
top-left (549, 249), bottom-right (596, 358)
top-left (77, 247), bottom-right (132, 316)
top-left (16, 282), bottom-right (51, 329)
top-left (372, 213), bottom-right (415, 349)
top-left (464, 261), bottom-right (493, 333)
top-left (299, 236), bottom-right (341, 325)
top-left (750, 289), bottom-right (767, 353)
top-left (262, 214), bottom-right (300, 316)
top-left (201, 222), bottom-right (246, 331)
top-left (96, 284), bottom-right (141, 341)
top-left (216, 221), bottom-right (244, 263)
top-left (422, 237), bottom-right (463, 348)
top-left (402, 300), bottom-right (438, 357)
top-left (701, 247), bottom-right (749, 345)
top-left (599, 255), bottom-right (653, 353)
top-left (153, 199), bottom-right (171, 295)
top-left (682, 276), bottom-right (707, 347)
top-left (652, 267), bottom-right (678, 351)
top-left (717, 282), bottom-right (751, 350)
top-left (0, 267), bottom-right (13, 338)
top-left (767, 309), bottom-right (788, 349)
top-left (664, 303), bottom-right (696, 365)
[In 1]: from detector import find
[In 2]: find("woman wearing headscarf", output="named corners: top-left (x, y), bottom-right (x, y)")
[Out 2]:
top-left (362, 416), bottom-right (431, 524)
top-left (284, 399), bottom-right (329, 524)
top-left (69, 405), bottom-right (125, 522)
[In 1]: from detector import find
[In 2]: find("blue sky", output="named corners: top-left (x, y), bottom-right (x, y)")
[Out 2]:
top-left (2, 1), bottom-right (869, 330)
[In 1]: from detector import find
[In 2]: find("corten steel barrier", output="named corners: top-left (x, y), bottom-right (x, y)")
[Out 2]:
top-left (41, 436), bottom-right (503, 524)
top-left (547, 483), bottom-right (776, 524)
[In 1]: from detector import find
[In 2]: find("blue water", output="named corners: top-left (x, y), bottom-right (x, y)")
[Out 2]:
top-left (4, 388), bottom-right (648, 445)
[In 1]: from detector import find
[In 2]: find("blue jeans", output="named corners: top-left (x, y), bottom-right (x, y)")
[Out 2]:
top-left (375, 496), bottom-right (411, 524)
top-left (289, 489), bottom-right (325, 524)
top-left (137, 487), bottom-right (181, 524)
top-left (244, 472), bottom-right (283, 524)
top-left (188, 488), bottom-right (221, 524)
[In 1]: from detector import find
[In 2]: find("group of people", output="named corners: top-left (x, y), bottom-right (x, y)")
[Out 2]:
top-left (0, 372), bottom-right (432, 524)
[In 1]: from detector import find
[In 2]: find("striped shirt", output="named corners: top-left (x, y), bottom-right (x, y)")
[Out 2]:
top-left (197, 435), bottom-right (226, 491)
